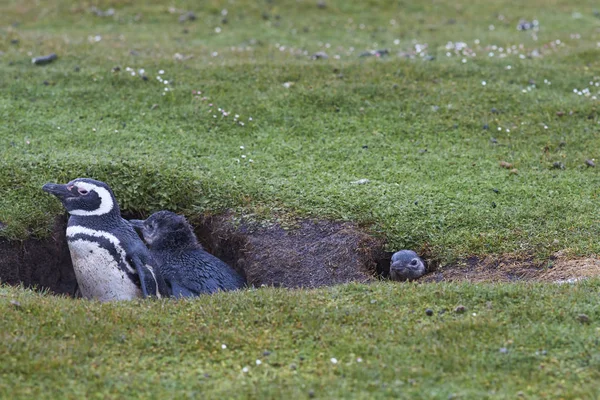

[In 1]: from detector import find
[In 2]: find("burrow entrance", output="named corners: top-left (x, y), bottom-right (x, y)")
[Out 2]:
top-left (1, 213), bottom-right (599, 296)
top-left (0, 212), bottom-right (391, 296)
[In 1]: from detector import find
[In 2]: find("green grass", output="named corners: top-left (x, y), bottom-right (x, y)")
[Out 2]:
top-left (1, 0), bottom-right (600, 261)
top-left (1, 282), bottom-right (599, 398)
top-left (3, 2), bottom-right (600, 397)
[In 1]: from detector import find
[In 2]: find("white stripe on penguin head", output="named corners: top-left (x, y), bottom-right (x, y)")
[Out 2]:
top-left (68, 181), bottom-right (115, 217)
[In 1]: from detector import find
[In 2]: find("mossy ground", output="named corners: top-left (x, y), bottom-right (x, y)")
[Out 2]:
top-left (1, 0), bottom-right (600, 261)
top-left (2, 282), bottom-right (600, 399)
top-left (2, 1), bottom-right (600, 398)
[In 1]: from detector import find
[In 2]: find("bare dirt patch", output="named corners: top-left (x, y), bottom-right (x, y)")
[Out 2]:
top-left (422, 252), bottom-right (600, 283)
top-left (193, 214), bottom-right (387, 288)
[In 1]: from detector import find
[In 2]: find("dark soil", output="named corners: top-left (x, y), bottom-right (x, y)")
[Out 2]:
top-left (0, 215), bottom-right (77, 295)
top-left (193, 214), bottom-right (388, 288)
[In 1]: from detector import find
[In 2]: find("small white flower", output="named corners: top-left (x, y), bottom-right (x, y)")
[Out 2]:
top-left (221, 344), bottom-right (227, 349)
top-left (240, 146), bottom-right (245, 149)
top-left (249, 117), bottom-right (253, 121)
top-left (249, 159), bottom-right (254, 163)
top-left (330, 358), bottom-right (338, 364)
top-left (57, 127), bottom-right (61, 130)
top-left (472, 313), bottom-right (477, 316)
top-left (211, 52), bottom-right (218, 57)
top-left (164, 80), bottom-right (169, 85)
top-left (482, 81), bottom-right (487, 86)
top-left (239, 122), bottom-right (245, 126)
top-left (241, 155), bottom-right (246, 159)
top-left (235, 114), bottom-right (240, 118)
top-left (255, 360), bottom-right (262, 365)
top-left (138, 69), bottom-right (145, 74)
top-left (159, 70), bottom-right (165, 74)
top-left (242, 366), bottom-right (249, 373)
top-left (131, 72), bottom-right (136, 76)
top-left (394, 39), bottom-right (400, 45)
top-left (506, 129), bottom-right (510, 132)
top-left (215, 27), bottom-right (222, 33)
top-left (497, 127), bottom-right (502, 131)
top-left (357, 357), bottom-right (363, 363)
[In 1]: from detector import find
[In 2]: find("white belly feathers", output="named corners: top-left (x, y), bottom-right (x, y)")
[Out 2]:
top-left (66, 226), bottom-right (141, 302)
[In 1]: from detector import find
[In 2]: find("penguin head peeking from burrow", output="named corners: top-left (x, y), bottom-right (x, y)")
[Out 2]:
top-left (389, 250), bottom-right (426, 281)
top-left (42, 178), bottom-right (119, 217)
top-left (130, 210), bottom-right (199, 251)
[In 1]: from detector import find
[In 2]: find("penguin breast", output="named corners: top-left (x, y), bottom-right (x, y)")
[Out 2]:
top-left (68, 238), bottom-right (141, 301)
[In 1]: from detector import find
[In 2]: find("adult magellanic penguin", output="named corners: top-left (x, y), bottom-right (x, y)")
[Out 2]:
top-left (42, 178), bottom-right (168, 301)
top-left (129, 211), bottom-right (246, 297)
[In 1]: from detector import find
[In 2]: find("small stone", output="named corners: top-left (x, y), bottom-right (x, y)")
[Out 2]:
top-left (289, 363), bottom-right (297, 370)
top-left (90, 7), bottom-right (115, 17)
top-left (556, 111), bottom-right (565, 117)
top-left (317, 0), bottom-right (326, 8)
top-left (425, 308), bottom-right (434, 316)
top-left (263, 350), bottom-right (271, 356)
top-left (509, 168), bottom-right (519, 175)
top-left (32, 53), bottom-right (57, 65)
top-left (179, 11), bottom-right (196, 23)
top-left (10, 39), bottom-right (19, 45)
top-left (483, 124), bottom-right (489, 130)
top-left (499, 347), bottom-right (508, 353)
top-left (577, 314), bottom-right (590, 323)
top-left (150, 104), bottom-right (159, 110)
top-left (74, 66), bottom-right (80, 72)
top-left (585, 159), bottom-right (596, 167)
top-left (350, 178), bottom-right (370, 185)
top-left (499, 161), bottom-right (513, 169)
top-left (308, 390), bottom-right (316, 398)
top-left (551, 162), bottom-right (565, 170)
top-left (311, 51), bottom-right (329, 60)
top-left (454, 305), bottom-right (466, 314)
top-left (491, 107), bottom-right (499, 114)
top-left (111, 66), bottom-right (120, 73)
top-left (10, 300), bottom-right (21, 308)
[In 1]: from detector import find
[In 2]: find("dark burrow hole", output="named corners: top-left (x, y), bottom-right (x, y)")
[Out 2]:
top-left (0, 212), bottom-right (400, 296)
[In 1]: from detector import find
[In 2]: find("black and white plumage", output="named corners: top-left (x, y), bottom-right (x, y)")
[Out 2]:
top-left (389, 250), bottom-right (426, 281)
top-left (42, 178), bottom-right (168, 301)
top-left (129, 211), bottom-right (246, 297)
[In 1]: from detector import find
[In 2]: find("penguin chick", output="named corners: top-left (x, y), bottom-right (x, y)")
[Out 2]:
top-left (42, 178), bottom-right (168, 301)
top-left (129, 211), bottom-right (246, 297)
top-left (389, 250), bottom-right (426, 281)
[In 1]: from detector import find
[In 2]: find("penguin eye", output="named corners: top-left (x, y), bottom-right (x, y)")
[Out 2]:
top-left (410, 259), bottom-right (418, 266)
top-left (78, 188), bottom-right (89, 195)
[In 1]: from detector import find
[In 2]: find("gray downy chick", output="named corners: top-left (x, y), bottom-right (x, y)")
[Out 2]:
top-left (130, 211), bottom-right (246, 298)
top-left (389, 250), bottom-right (426, 281)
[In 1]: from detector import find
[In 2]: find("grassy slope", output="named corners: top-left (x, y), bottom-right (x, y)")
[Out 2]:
top-left (2, 2), bottom-right (600, 398)
top-left (0, 0), bottom-right (600, 261)
top-left (1, 282), bottom-right (600, 399)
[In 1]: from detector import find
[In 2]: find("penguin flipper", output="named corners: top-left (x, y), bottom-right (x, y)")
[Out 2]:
top-left (170, 281), bottom-right (198, 298)
top-left (130, 254), bottom-right (160, 298)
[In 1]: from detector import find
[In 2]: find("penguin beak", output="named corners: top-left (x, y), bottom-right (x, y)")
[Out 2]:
top-left (42, 183), bottom-right (71, 199)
